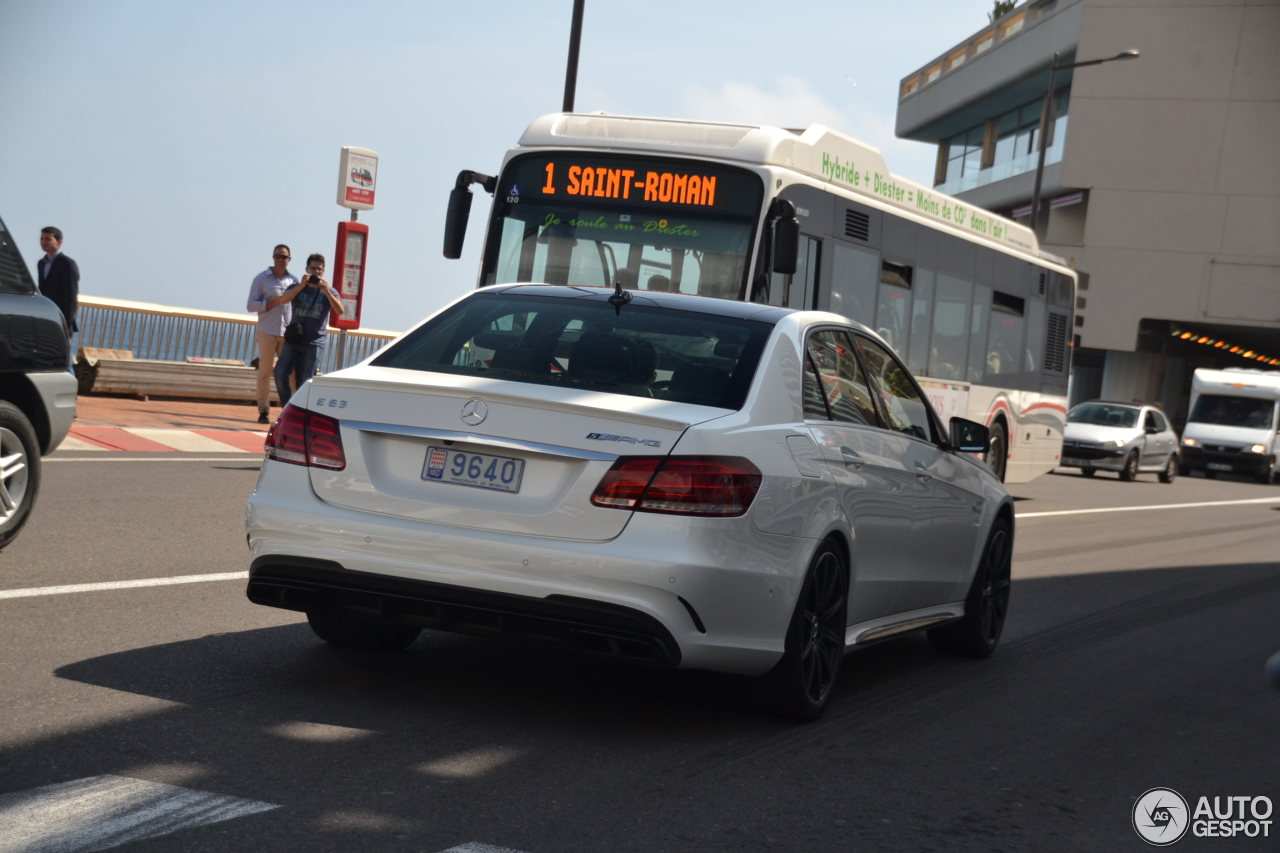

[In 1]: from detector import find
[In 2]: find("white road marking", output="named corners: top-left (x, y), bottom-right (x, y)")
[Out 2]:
top-left (46, 457), bottom-right (260, 463)
top-left (439, 844), bottom-right (531, 853)
top-left (123, 428), bottom-right (250, 453)
top-left (55, 436), bottom-right (108, 451)
top-left (0, 572), bottom-right (248, 600)
top-left (1018, 496), bottom-right (1280, 519)
top-left (0, 775), bottom-right (278, 853)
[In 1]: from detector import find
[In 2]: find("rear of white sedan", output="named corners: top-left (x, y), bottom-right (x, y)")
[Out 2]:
top-left (246, 285), bottom-right (1012, 718)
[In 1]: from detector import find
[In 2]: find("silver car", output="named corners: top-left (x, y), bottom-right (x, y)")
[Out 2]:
top-left (1060, 401), bottom-right (1179, 482)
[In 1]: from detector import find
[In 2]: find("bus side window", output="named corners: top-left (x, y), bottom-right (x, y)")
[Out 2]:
top-left (968, 284), bottom-right (991, 383)
top-left (929, 274), bottom-right (972, 382)
top-left (1024, 295), bottom-right (1046, 380)
top-left (906, 268), bottom-right (934, 376)
top-left (782, 237), bottom-right (822, 310)
top-left (829, 242), bottom-right (878, 325)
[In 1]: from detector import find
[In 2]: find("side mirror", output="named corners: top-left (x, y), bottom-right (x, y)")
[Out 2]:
top-left (950, 417), bottom-right (990, 453)
top-left (443, 185), bottom-right (473, 260)
top-left (770, 199), bottom-right (799, 275)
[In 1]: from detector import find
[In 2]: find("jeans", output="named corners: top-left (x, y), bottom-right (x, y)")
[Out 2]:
top-left (274, 342), bottom-right (322, 406)
top-left (67, 330), bottom-right (79, 374)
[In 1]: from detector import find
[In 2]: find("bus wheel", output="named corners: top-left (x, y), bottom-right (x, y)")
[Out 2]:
top-left (985, 421), bottom-right (1007, 483)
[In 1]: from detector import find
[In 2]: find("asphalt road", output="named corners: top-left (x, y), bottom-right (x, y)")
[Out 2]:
top-left (2, 452), bottom-right (1277, 852)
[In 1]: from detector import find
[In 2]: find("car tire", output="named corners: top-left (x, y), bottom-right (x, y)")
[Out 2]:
top-left (0, 401), bottom-right (42, 551)
top-left (928, 518), bottom-right (1012, 658)
top-left (1080, 468), bottom-right (1097, 478)
top-left (1119, 451), bottom-right (1140, 482)
top-left (758, 540), bottom-right (848, 721)
top-left (307, 610), bottom-right (422, 652)
top-left (984, 421), bottom-right (1008, 483)
top-left (1158, 455), bottom-right (1177, 484)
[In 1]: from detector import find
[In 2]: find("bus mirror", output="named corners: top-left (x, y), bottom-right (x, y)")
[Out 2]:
top-left (444, 170), bottom-right (497, 260)
top-left (773, 216), bottom-right (799, 275)
top-left (950, 417), bottom-right (990, 454)
top-left (443, 186), bottom-right (473, 260)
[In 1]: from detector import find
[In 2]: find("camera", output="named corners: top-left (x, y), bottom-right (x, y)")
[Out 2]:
top-left (308, 274), bottom-right (321, 285)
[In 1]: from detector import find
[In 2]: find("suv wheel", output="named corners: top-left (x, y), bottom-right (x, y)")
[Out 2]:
top-left (0, 402), bottom-right (41, 550)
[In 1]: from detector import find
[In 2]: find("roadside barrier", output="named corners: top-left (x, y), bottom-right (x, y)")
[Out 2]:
top-left (75, 296), bottom-right (399, 401)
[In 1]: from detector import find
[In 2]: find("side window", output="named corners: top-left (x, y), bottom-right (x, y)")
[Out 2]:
top-left (805, 330), bottom-right (880, 426)
top-left (1144, 411), bottom-right (1158, 432)
top-left (855, 334), bottom-right (937, 442)
top-left (802, 351), bottom-right (831, 420)
top-left (1153, 411), bottom-right (1169, 432)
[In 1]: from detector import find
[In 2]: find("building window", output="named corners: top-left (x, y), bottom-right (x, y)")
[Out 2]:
top-left (934, 86), bottom-right (1071, 191)
top-left (924, 64), bottom-right (942, 85)
top-left (972, 32), bottom-right (994, 55)
top-left (901, 76), bottom-right (919, 98)
top-left (942, 126), bottom-right (986, 185)
top-left (946, 48), bottom-right (968, 72)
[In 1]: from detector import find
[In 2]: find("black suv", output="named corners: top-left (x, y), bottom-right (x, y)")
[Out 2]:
top-left (0, 215), bottom-right (77, 549)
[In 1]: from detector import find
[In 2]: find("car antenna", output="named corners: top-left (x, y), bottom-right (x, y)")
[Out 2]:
top-left (608, 278), bottom-right (632, 315)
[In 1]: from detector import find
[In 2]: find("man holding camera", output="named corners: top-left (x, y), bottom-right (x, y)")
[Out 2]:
top-left (273, 253), bottom-right (343, 407)
top-left (247, 244), bottom-right (299, 423)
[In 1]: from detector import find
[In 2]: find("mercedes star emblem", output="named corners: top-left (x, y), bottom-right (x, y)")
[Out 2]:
top-left (460, 398), bottom-right (488, 426)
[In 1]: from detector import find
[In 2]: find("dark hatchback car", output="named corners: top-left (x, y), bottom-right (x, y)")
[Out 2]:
top-left (0, 214), bottom-right (77, 549)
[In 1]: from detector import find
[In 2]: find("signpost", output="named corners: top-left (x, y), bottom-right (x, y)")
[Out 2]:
top-left (333, 146), bottom-right (378, 369)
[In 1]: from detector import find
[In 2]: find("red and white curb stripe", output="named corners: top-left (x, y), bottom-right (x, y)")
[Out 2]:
top-left (59, 428), bottom-right (266, 453)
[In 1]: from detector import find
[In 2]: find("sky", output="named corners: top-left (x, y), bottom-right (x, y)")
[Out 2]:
top-left (0, 0), bottom-right (994, 333)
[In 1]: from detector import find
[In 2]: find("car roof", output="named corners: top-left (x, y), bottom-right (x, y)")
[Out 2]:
top-left (484, 284), bottom-right (793, 324)
top-left (1076, 400), bottom-right (1144, 410)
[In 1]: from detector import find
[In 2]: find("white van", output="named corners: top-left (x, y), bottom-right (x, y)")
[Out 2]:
top-left (1180, 368), bottom-right (1280, 482)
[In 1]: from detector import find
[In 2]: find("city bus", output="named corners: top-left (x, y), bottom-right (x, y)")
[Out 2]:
top-left (442, 113), bottom-right (1076, 483)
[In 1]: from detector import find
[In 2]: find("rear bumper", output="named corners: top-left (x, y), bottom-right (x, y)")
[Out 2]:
top-left (245, 460), bottom-right (811, 675)
top-left (249, 556), bottom-right (682, 666)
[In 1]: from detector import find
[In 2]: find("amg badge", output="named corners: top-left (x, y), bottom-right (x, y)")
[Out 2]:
top-left (586, 432), bottom-right (661, 448)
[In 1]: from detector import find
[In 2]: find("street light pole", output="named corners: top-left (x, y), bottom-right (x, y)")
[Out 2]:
top-left (1028, 49), bottom-right (1139, 234)
top-left (562, 0), bottom-right (585, 113)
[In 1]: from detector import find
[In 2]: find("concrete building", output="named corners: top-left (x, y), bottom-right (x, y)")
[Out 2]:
top-left (895, 0), bottom-right (1279, 426)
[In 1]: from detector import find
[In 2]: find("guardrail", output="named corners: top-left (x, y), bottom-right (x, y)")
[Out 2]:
top-left (77, 295), bottom-right (399, 374)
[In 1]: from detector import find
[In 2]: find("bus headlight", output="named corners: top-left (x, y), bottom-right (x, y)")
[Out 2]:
top-left (1181, 437), bottom-right (1198, 447)
top-left (1249, 444), bottom-right (1268, 454)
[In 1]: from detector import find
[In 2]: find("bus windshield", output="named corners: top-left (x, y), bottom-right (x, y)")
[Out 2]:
top-left (1189, 394), bottom-right (1275, 429)
top-left (480, 154), bottom-right (763, 300)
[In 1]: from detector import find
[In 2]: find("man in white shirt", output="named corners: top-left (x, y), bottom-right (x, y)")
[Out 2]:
top-left (246, 244), bottom-right (298, 423)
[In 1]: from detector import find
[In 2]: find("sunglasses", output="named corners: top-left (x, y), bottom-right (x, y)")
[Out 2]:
top-left (273, 253), bottom-right (290, 260)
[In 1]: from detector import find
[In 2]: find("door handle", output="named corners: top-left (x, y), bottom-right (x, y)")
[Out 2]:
top-left (840, 447), bottom-right (864, 469)
top-left (913, 463), bottom-right (933, 481)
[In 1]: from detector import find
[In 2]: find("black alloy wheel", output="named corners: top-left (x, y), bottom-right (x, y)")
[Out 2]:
top-left (1158, 455), bottom-right (1177, 483)
top-left (984, 421), bottom-right (1008, 483)
top-left (1119, 450), bottom-right (1140, 482)
top-left (1081, 468), bottom-right (1097, 478)
top-left (761, 541), bottom-right (848, 721)
top-left (928, 518), bottom-right (1013, 658)
top-left (0, 401), bottom-right (41, 551)
top-left (307, 610), bottom-right (422, 652)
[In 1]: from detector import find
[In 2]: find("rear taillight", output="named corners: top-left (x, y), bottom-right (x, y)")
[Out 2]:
top-left (265, 404), bottom-right (346, 470)
top-left (590, 456), bottom-right (761, 517)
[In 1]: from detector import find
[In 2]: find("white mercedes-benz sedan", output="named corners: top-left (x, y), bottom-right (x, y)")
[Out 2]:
top-left (245, 285), bottom-right (1014, 719)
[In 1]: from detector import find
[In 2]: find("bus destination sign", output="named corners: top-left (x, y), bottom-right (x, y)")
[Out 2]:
top-left (502, 156), bottom-right (762, 214)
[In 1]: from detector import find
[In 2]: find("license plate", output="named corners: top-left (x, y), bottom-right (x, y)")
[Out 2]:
top-left (422, 446), bottom-right (525, 493)
top-left (1062, 458), bottom-right (1090, 467)
top-left (1206, 462), bottom-right (1233, 471)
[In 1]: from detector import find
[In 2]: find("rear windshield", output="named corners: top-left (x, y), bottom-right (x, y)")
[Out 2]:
top-left (1189, 394), bottom-right (1276, 429)
top-left (1068, 403), bottom-right (1139, 428)
top-left (372, 292), bottom-right (773, 410)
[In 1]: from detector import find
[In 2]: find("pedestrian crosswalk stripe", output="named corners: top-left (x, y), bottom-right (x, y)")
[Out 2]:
top-left (0, 775), bottom-right (278, 853)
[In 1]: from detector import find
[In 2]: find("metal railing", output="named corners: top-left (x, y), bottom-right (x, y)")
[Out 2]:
top-left (77, 295), bottom-right (400, 374)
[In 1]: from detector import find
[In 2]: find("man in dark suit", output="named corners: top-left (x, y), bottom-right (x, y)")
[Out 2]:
top-left (37, 226), bottom-right (79, 371)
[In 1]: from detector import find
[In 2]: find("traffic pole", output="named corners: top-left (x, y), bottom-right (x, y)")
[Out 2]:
top-left (562, 0), bottom-right (585, 112)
